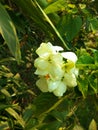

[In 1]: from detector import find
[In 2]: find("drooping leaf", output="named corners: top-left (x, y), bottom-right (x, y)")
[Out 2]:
top-left (0, 3), bottom-right (21, 62)
top-left (0, 122), bottom-right (9, 130)
top-left (5, 107), bottom-right (25, 128)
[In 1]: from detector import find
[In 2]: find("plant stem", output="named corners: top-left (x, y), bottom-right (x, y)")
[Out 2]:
top-left (34, 0), bottom-right (70, 50)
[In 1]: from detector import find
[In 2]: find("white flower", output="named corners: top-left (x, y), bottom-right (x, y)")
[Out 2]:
top-left (34, 42), bottom-right (79, 97)
top-left (34, 58), bottom-right (50, 76)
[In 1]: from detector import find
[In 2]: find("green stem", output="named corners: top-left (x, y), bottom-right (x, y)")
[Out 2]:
top-left (34, 0), bottom-right (70, 50)
top-left (38, 93), bottom-right (72, 124)
top-left (76, 64), bottom-right (98, 69)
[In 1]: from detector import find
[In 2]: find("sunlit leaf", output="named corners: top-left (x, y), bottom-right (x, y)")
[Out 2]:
top-left (89, 119), bottom-right (97, 130)
top-left (0, 121), bottom-right (9, 130)
top-left (76, 54), bottom-right (94, 64)
top-left (5, 107), bottom-right (25, 128)
top-left (1, 88), bottom-right (11, 97)
top-left (44, 0), bottom-right (67, 14)
top-left (73, 125), bottom-right (84, 130)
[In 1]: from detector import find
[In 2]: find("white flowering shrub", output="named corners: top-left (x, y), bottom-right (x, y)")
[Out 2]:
top-left (34, 42), bottom-right (79, 97)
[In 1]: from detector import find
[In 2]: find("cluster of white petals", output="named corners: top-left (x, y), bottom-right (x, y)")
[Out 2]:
top-left (34, 42), bottom-right (79, 97)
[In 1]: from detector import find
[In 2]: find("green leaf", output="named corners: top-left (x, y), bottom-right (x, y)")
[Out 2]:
top-left (12, 0), bottom-right (69, 49)
top-left (23, 105), bottom-right (36, 123)
top-left (34, 0), bottom-right (69, 49)
top-left (5, 107), bottom-right (25, 128)
top-left (77, 54), bottom-right (94, 64)
top-left (78, 77), bottom-right (88, 98)
top-left (0, 122), bottom-right (9, 130)
top-left (0, 104), bottom-right (12, 110)
top-left (37, 0), bottom-right (48, 8)
top-left (90, 18), bottom-right (98, 33)
top-left (39, 120), bottom-right (61, 130)
top-left (89, 119), bottom-right (97, 130)
top-left (0, 3), bottom-right (21, 62)
top-left (24, 118), bottom-right (37, 130)
top-left (88, 71), bottom-right (98, 94)
top-left (12, 0), bottom-right (53, 38)
top-left (44, 0), bottom-right (67, 14)
top-left (1, 88), bottom-right (11, 96)
top-left (73, 125), bottom-right (84, 130)
top-left (33, 93), bottom-right (58, 115)
top-left (50, 110), bottom-right (67, 122)
top-left (57, 15), bottom-right (82, 41)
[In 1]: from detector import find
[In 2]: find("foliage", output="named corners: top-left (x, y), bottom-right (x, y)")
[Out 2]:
top-left (0, 0), bottom-right (98, 130)
top-left (0, 2), bottom-right (21, 63)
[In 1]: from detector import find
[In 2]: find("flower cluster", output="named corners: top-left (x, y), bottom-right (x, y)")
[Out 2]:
top-left (34, 42), bottom-right (79, 97)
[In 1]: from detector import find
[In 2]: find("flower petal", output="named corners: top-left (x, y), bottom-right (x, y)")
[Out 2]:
top-left (34, 58), bottom-right (50, 70)
top-left (61, 52), bottom-right (78, 62)
top-left (64, 72), bottom-right (77, 87)
top-left (53, 82), bottom-right (67, 97)
top-left (36, 42), bottom-right (55, 58)
top-left (34, 68), bottom-right (48, 76)
top-left (53, 45), bottom-right (64, 52)
top-left (50, 53), bottom-right (63, 65)
top-left (36, 77), bottom-right (48, 92)
top-left (49, 64), bottom-right (64, 80)
top-left (47, 80), bottom-right (60, 92)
